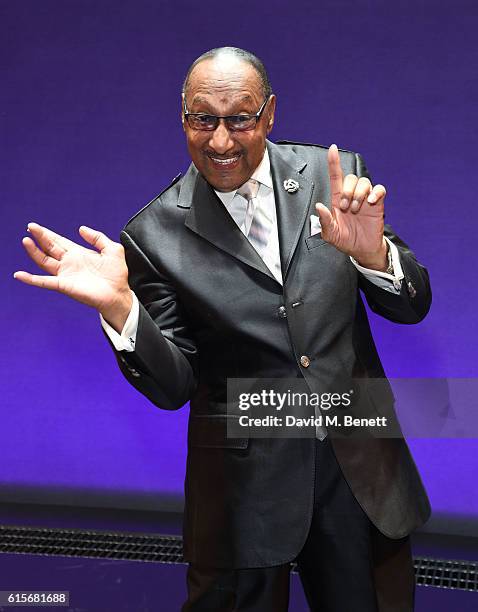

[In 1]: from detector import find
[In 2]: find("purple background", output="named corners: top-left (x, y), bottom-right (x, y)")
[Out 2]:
top-left (2, 1), bottom-right (477, 533)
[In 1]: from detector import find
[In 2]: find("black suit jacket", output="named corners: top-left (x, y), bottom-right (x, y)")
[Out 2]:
top-left (107, 140), bottom-right (432, 568)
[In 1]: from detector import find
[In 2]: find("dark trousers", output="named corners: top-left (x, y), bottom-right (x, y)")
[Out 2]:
top-left (181, 438), bottom-right (415, 611)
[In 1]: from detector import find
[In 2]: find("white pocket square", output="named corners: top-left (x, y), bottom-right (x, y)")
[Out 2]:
top-left (310, 214), bottom-right (322, 236)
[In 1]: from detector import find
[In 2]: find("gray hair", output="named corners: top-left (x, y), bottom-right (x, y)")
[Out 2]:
top-left (182, 47), bottom-right (272, 99)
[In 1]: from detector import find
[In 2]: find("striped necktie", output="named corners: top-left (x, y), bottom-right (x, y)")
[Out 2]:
top-left (236, 179), bottom-right (272, 258)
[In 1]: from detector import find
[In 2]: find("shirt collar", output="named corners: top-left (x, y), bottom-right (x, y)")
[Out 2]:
top-left (213, 148), bottom-right (272, 207)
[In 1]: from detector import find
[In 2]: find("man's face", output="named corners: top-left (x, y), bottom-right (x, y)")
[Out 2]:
top-left (182, 57), bottom-right (276, 192)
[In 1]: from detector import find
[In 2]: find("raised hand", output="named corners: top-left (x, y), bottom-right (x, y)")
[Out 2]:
top-left (315, 144), bottom-right (388, 270)
top-left (14, 223), bottom-right (132, 330)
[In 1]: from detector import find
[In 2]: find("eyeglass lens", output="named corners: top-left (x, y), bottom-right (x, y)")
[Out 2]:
top-left (187, 114), bottom-right (257, 131)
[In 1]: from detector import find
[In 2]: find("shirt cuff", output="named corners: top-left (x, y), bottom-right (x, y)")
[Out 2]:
top-left (99, 291), bottom-right (139, 352)
top-left (350, 238), bottom-right (404, 293)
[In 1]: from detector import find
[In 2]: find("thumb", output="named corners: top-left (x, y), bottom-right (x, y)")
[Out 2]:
top-left (315, 203), bottom-right (333, 234)
top-left (78, 225), bottom-right (112, 252)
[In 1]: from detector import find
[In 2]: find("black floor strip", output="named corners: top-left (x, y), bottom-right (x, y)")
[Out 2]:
top-left (414, 556), bottom-right (478, 591)
top-left (0, 525), bottom-right (477, 592)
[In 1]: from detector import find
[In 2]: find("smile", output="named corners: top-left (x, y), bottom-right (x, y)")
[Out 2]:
top-left (209, 155), bottom-right (241, 167)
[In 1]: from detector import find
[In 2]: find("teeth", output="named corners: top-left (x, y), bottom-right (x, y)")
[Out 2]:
top-left (211, 156), bottom-right (239, 165)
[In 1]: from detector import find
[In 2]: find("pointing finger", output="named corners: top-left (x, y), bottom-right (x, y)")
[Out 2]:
top-left (328, 144), bottom-right (344, 210)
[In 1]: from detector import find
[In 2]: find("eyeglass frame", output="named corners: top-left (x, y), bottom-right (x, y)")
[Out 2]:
top-left (182, 95), bottom-right (272, 132)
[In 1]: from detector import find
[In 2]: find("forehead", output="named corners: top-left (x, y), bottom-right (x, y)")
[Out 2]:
top-left (187, 57), bottom-right (263, 109)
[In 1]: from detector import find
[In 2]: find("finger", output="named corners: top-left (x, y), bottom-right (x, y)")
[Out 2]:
top-left (367, 184), bottom-right (386, 204)
top-left (340, 174), bottom-right (359, 211)
top-left (13, 270), bottom-right (60, 291)
top-left (21, 236), bottom-right (60, 275)
top-left (26, 222), bottom-right (73, 259)
top-left (327, 144), bottom-right (344, 209)
top-left (350, 176), bottom-right (372, 213)
top-left (79, 225), bottom-right (113, 253)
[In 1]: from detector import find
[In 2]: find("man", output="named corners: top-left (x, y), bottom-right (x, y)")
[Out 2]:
top-left (14, 47), bottom-right (431, 611)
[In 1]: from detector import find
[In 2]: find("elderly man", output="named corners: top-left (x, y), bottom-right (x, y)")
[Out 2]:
top-left (15, 47), bottom-right (431, 611)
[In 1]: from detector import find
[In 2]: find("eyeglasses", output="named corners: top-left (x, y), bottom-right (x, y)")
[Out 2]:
top-left (183, 96), bottom-right (271, 132)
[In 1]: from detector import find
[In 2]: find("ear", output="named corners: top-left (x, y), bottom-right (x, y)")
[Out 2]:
top-left (181, 93), bottom-right (186, 131)
top-left (266, 94), bottom-right (276, 134)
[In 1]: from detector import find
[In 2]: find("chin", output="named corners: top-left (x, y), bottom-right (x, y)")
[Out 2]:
top-left (207, 175), bottom-right (243, 193)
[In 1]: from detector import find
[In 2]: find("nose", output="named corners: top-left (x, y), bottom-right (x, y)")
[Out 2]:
top-left (208, 120), bottom-right (235, 154)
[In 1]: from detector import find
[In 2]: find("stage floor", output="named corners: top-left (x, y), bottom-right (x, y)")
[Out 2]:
top-left (0, 552), bottom-right (477, 611)
top-left (0, 503), bottom-right (476, 611)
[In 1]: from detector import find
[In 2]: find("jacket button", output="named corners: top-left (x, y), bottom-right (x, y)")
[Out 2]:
top-left (278, 306), bottom-right (287, 318)
top-left (300, 355), bottom-right (310, 368)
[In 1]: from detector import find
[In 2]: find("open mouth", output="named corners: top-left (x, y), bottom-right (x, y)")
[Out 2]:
top-left (208, 154), bottom-right (241, 168)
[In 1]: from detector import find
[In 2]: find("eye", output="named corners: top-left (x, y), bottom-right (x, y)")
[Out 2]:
top-left (187, 114), bottom-right (217, 130)
top-left (228, 115), bottom-right (255, 130)
top-left (196, 114), bottom-right (215, 125)
top-left (231, 115), bottom-right (252, 124)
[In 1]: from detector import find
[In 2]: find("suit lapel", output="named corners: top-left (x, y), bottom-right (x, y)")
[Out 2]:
top-left (267, 141), bottom-right (314, 281)
top-left (181, 163), bottom-right (277, 283)
top-left (180, 141), bottom-right (314, 285)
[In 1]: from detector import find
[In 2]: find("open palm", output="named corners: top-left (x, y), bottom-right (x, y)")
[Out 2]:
top-left (14, 223), bottom-right (130, 314)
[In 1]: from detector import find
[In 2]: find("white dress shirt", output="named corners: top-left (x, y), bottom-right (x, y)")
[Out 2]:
top-left (101, 148), bottom-right (403, 352)
top-left (213, 148), bottom-right (283, 284)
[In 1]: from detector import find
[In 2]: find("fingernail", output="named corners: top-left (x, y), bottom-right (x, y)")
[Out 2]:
top-left (351, 200), bottom-right (359, 211)
top-left (368, 193), bottom-right (377, 204)
top-left (340, 198), bottom-right (348, 210)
